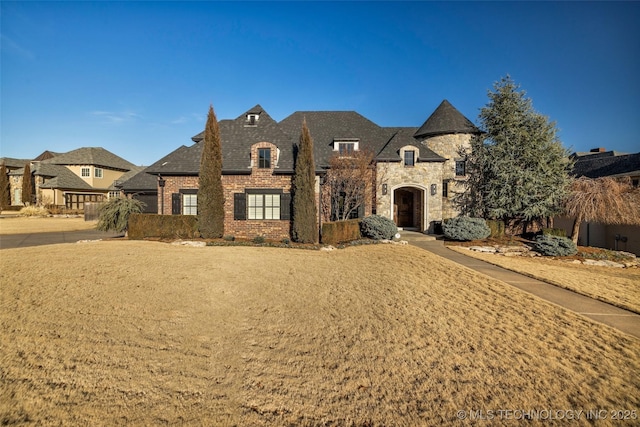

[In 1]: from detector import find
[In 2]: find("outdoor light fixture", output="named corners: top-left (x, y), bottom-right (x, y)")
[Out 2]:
top-left (382, 184), bottom-right (388, 195)
top-left (430, 184), bottom-right (437, 195)
top-left (157, 176), bottom-right (166, 187)
top-left (158, 176), bottom-right (166, 214)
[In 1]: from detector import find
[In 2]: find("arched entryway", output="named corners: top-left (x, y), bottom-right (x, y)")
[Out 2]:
top-left (392, 186), bottom-right (425, 231)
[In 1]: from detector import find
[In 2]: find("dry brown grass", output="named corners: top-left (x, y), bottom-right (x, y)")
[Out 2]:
top-left (449, 246), bottom-right (640, 314)
top-left (1, 241), bottom-right (639, 425)
top-left (0, 216), bottom-right (96, 235)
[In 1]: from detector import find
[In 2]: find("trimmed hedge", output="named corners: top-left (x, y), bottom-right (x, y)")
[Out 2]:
top-left (128, 214), bottom-right (199, 240)
top-left (534, 234), bottom-right (577, 257)
top-left (443, 217), bottom-right (491, 241)
top-left (360, 215), bottom-right (398, 240)
top-left (321, 219), bottom-right (361, 245)
top-left (486, 219), bottom-right (505, 238)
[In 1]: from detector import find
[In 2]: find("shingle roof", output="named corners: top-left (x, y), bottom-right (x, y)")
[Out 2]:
top-left (33, 164), bottom-right (94, 190)
top-left (147, 105), bottom-right (296, 175)
top-left (414, 100), bottom-right (480, 138)
top-left (110, 166), bottom-right (147, 191)
top-left (147, 101), bottom-right (475, 175)
top-left (1, 157), bottom-right (31, 169)
top-left (572, 151), bottom-right (640, 178)
top-left (279, 111), bottom-right (391, 167)
top-left (42, 147), bottom-right (136, 171)
top-left (118, 167), bottom-right (158, 192)
top-left (377, 127), bottom-right (445, 162)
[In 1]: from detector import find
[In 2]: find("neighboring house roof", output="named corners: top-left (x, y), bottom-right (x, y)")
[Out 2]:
top-left (21, 163), bottom-right (95, 191)
top-left (377, 127), bottom-right (446, 162)
top-left (33, 150), bottom-right (61, 161)
top-left (118, 167), bottom-right (158, 192)
top-left (110, 166), bottom-right (147, 191)
top-left (572, 151), bottom-right (640, 179)
top-left (414, 99), bottom-right (480, 138)
top-left (42, 147), bottom-right (136, 171)
top-left (1, 157), bottom-right (31, 169)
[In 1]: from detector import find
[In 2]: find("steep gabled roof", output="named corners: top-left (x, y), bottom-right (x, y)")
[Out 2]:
top-left (0, 157), bottom-right (31, 169)
top-left (279, 111), bottom-right (391, 167)
top-left (147, 105), bottom-right (296, 175)
top-left (42, 147), bottom-right (136, 171)
top-left (414, 100), bottom-right (479, 138)
top-left (572, 151), bottom-right (640, 178)
top-left (377, 127), bottom-right (446, 162)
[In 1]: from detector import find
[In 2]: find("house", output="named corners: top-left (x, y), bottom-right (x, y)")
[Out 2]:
top-left (145, 101), bottom-right (480, 239)
top-left (555, 148), bottom-right (640, 255)
top-left (3, 147), bottom-right (138, 209)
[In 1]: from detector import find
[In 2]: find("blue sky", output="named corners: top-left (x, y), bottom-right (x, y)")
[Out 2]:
top-left (2, 1), bottom-right (639, 166)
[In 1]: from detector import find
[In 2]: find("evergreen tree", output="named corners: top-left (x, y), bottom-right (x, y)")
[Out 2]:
top-left (21, 162), bottom-right (33, 206)
top-left (461, 76), bottom-right (572, 230)
top-left (197, 105), bottom-right (225, 238)
top-left (0, 162), bottom-right (9, 210)
top-left (292, 119), bottom-right (318, 243)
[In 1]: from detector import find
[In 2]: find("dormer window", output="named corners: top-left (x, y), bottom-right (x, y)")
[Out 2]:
top-left (334, 138), bottom-right (359, 156)
top-left (404, 151), bottom-right (415, 167)
top-left (258, 148), bottom-right (271, 168)
top-left (246, 113), bottom-right (260, 126)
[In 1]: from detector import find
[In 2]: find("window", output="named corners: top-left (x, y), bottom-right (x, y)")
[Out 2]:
top-left (455, 160), bottom-right (466, 177)
top-left (81, 167), bottom-right (90, 177)
top-left (94, 168), bottom-right (103, 178)
top-left (246, 113), bottom-right (259, 126)
top-left (442, 181), bottom-right (449, 197)
top-left (338, 143), bottom-right (355, 156)
top-left (247, 193), bottom-right (280, 220)
top-left (258, 148), bottom-right (271, 168)
top-left (633, 179), bottom-right (639, 188)
top-left (404, 151), bottom-right (415, 167)
top-left (182, 193), bottom-right (197, 215)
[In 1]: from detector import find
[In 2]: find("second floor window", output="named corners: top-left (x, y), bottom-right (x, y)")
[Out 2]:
top-left (258, 148), bottom-right (271, 168)
top-left (404, 151), bottom-right (415, 167)
top-left (338, 143), bottom-right (355, 156)
top-left (455, 160), bottom-right (466, 177)
top-left (95, 168), bottom-right (103, 178)
top-left (81, 167), bottom-right (90, 177)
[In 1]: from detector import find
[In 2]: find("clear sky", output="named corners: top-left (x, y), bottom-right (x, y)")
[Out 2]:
top-left (2, 1), bottom-right (639, 166)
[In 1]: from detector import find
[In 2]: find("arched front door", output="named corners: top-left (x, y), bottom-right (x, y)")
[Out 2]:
top-left (393, 187), bottom-right (424, 230)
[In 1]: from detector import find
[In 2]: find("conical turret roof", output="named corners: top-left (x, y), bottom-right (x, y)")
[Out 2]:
top-left (414, 100), bottom-right (479, 138)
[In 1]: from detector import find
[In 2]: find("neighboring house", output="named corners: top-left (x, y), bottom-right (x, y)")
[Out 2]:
top-left (146, 101), bottom-right (479, 240)
top-left (4, 147), bottom-right (137, 209)
top-left (555, 148), bottom-right (640, 255)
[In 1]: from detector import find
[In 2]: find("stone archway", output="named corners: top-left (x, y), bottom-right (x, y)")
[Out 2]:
top-left (392, 186), bottom-right (424, 230)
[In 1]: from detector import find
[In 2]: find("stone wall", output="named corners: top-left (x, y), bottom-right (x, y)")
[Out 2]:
top-left (421, 133), bottom-right (473, 219)
top-left (376, 161), bottom-right (444, 233)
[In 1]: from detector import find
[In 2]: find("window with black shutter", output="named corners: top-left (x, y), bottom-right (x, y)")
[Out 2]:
top-left (234, 193), bottom-right (246, 220)
top-left (171, 193), bottom-right (181, 215)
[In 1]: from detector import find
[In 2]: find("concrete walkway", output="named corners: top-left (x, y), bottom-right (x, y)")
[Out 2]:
top-left (401, 232), bottom-right (640, 339)
top-left (0, 229), bottom-right (122, 250)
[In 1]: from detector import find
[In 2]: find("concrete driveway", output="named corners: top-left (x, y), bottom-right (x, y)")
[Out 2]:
top-left (0, 229), bottom-right (122, 249)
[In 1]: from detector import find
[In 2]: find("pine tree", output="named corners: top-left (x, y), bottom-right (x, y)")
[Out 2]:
top-left (461, 76), bottom-right (572, 231)
top-left (22, 162), bottom-right (33, 206)
top-left (0, 162), bottom-right (10, 210)
top-left (197, 105), bottom-right (225, 238)
top-left (292, 119), bottom-right (318, 243)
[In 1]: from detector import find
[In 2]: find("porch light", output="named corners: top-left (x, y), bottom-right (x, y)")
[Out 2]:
top-left (430, 184), bottom-right (437, 196)
top-left (382, 184), bottom-right (388, 195)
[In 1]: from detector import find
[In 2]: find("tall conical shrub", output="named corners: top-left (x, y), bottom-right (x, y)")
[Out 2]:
top-left (198, 105), bottom-right (225, 238)
top-left (291, 119), bottom-right (318, 243)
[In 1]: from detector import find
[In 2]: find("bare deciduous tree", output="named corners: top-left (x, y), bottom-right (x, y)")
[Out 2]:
top-left (563, 176), bottom-right (640, 243)
top-left (324, 149), bottom-right (375, 221)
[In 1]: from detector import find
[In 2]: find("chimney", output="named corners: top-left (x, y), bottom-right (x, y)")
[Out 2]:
top-left (590, 147), bottom-right (606, 153)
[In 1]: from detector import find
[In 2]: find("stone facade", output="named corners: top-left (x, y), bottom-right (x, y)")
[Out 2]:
top-left (377, 160), bottom-right (444, 233)
top-left (421, 133), bottom-right (473, 219)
